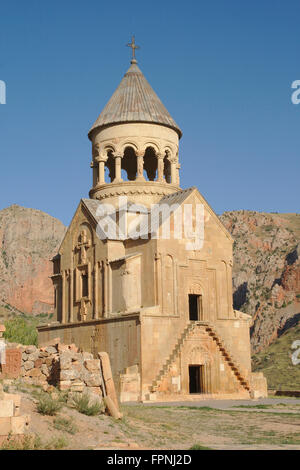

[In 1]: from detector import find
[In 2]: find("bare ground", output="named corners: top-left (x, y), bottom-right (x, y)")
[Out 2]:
top-left (3, 381), bottom-right (300, 450)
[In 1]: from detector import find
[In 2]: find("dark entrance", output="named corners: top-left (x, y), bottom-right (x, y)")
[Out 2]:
top-left (189, 365), bottom-right (204, 393)
top-left (189, 294), bottom-right (203, 321)
top-left (82, 273), bottom-right (89, 298)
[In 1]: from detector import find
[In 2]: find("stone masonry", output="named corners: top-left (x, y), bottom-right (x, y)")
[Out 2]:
top-left (20, 341), bottom-right (104, 397)
top-left (0, 383), bottom-right (30, 445)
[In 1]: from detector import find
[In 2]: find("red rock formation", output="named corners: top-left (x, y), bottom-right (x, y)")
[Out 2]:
top-left (281, 265), bottom-right (300, 292)
top-left (0, 205), bottom-right (66, 315)
top-left (220, 211), bottom-right (300, 352)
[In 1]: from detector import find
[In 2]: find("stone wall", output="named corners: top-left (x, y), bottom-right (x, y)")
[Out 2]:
top-left (250, 372), bottom-right (268, 399)
top-left (0, 384), bottom-right (30, 444)
top-left (37, 314), bottom-right (141, 397)
top-left (20, 341), bottom-right (104, 397)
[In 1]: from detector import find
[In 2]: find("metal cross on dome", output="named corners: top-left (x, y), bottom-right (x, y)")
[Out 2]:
top-left (127, 35), bottom-right (140, 62)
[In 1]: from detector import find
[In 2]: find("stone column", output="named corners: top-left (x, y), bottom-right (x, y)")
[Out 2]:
top-left (108, 262), bottom-right (112, 313)
top-left (113, 154), bottom-right (123, 183)
top-left (62, 270), bottom-right (66, 324)
top-left (136, 151), bottom-right (145, 181)
top-left (170, 158), bottom-right (177, 185)
top-left (91, 161), bottom-right (97, 187)
top-left (97, 158), bottom-right (107, 185)
top-left (104, 260), bottom-right (109, 317)
top-left (67, 269), bottom-right (71, 323)
top-left (157, 154), bottom-right (164, 182)
top-left (176, 163), bottom-right (181, 186)
top-left (93, 262), bottom-right (98, 319)
top-left (69, 263), bottom-right (74, 323)
top-left (155, 252), bottom-right (162, 310)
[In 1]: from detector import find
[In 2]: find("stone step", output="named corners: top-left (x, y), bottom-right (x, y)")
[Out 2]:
top-left (205, 324), bottom-right (252, 395)
top-left (148, 321), bottom-right (195, 394)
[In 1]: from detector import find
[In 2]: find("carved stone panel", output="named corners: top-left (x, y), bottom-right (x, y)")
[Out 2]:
top-left (0, 349), bottom-right (22, 379)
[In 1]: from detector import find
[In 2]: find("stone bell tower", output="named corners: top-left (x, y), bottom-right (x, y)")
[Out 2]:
top-left (88, 37), bottom-right (182, 208)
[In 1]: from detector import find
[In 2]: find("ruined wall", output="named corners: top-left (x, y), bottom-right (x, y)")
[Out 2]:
top-left (20, 343), bottom-right (104, 396)
top-left (38, 314), bottom-right (141, 396)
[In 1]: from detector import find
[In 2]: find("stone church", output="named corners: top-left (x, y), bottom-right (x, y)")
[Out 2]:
top-left (38, 42), bottom-right (267, 401)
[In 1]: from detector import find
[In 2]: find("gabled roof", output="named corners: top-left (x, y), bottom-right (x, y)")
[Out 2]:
top-left (81, 198), bottom-right (103, 221)
top-left (88, 62), bottom-right (182, 138)
top-left (159, 187), bottom-right (197, 206)
top-left (81, 189), bottom-right (233, 243)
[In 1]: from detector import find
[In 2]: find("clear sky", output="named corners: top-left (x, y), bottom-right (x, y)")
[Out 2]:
top-left (0, 0), bottom-right (299, 225)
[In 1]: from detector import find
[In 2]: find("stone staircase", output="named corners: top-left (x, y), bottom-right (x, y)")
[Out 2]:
top-left (204, 323), bottom-right (251, 393)
top-left (149, 322), bottom-right (195, 393)
top-left (148, 321), bottom-right (251, 395)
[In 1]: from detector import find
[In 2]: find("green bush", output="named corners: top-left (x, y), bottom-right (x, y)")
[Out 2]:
top-left (3, 317), bottom-right (38, 346)
top-left (44, 436), bottom-right (68, 450)
top-left (37, 394), bottom-right (62, 416)
top-left (0, 433), bottom-right (42, 450)
top-left (53, 417), bottom-right (78, 434)
top-left (72, 392), bottom-right (102, 416)
top-left (0, 433), bottom-right (68, 450)
top-left (189, 443), bottom-right (212, 450)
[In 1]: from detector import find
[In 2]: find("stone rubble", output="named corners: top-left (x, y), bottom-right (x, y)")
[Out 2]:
top-left (19, 340), bottom-right (104, 398)
top-left (0, 383), bottom-right (30, 444)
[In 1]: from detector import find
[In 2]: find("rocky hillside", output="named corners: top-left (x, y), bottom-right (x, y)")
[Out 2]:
top-left (252, 322), bottom-right (300, 390)
top-left (220, 211), bottom-right (300, 353)
top-left (0, 205), bottom-right (66, 314)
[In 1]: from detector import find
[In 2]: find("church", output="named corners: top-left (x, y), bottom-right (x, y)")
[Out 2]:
top-left (38, 39), bottom-right (267, 401)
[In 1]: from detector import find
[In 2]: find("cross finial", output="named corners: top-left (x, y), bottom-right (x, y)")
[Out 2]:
top-left (127, 35), bottom-right (140, 64)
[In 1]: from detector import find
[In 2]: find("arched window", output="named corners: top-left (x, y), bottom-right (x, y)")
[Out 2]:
top-left (143, 147), bottom-right (157, 181)
top-left (106, 150), bottom-right (115, 182)
top-left (163, 154), bottom-right (171, 183)
top-left (121, 147), bottom-right (137, 181)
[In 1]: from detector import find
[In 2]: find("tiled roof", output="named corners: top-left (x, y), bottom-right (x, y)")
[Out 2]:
top-left (88, 63), bottom-right (182, 138)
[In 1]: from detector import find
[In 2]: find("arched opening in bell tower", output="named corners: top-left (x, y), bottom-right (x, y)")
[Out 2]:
top-left (163, 153), bottom-right (171, 183)
top-left (106, 150), bottom-right (115, 183)
top-left (143, 147), bottom-right (158, 181)
top-left (121, 147), bottom-right (137, 181)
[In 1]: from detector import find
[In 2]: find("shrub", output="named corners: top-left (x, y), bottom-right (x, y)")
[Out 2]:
top-left (53, 417), bottom-right (78, 434)
top-left (72, 392), bottom-right (102, 416)
top-left (0, 433), bottom-right (68, 450)
top-left (37, 394), bottom-right (62, 416)
top-left (44, 436), bottom-right (68, 450)
top-left (0, 433), bottom-right (42, 450)
top-left (189, 443), bottom-right (212, 450)
top-left (3, 316), bottom-right (38, 346)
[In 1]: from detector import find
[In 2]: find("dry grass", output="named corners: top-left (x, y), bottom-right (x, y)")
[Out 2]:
top-left (119, 404), bottom-right (300, 449)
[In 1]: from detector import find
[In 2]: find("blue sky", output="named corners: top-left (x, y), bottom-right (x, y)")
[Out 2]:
top-left (0, 0), bottom-right (299, 225)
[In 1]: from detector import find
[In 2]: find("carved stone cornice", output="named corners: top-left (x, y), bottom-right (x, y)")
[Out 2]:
top-left (93, 187), bottom-right (178, 200)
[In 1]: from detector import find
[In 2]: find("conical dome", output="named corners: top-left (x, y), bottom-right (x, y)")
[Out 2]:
top-left (88, 62), bottom-right (182, 139)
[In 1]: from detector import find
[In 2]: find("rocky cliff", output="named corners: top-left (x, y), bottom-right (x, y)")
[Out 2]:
top-left (0, 205), bottom-right (66, 314)
top-left (220, 211), bottom-right (300, 353)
